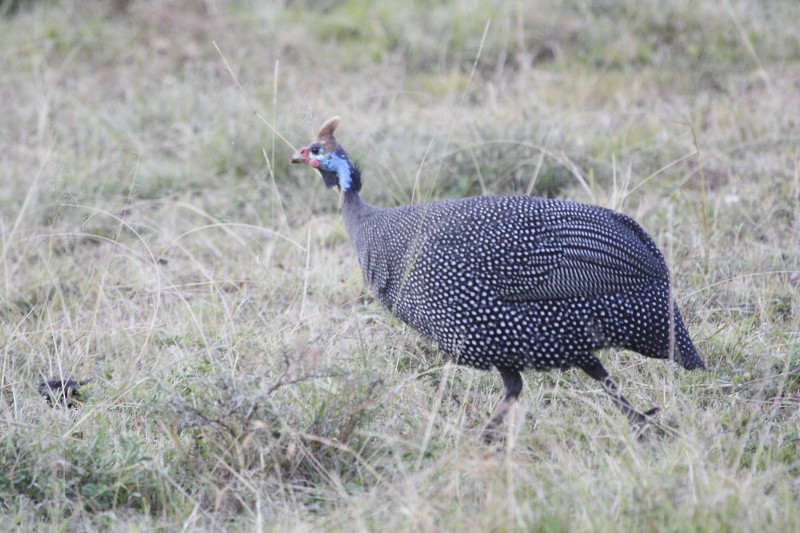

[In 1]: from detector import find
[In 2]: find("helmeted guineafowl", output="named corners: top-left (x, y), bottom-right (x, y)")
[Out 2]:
top-left (292, 116), bottom-right (704, 439)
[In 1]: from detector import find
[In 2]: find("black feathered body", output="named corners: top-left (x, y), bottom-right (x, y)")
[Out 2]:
top-left (343, 192), bottom-right (703, 373)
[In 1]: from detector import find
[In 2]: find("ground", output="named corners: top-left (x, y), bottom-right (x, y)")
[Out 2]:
top-left (1, 0), bottom-right (799, 530)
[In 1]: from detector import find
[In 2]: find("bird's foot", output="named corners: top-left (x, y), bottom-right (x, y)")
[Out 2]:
top-left (626, 404), bottom-right (659, 424)
top-left (628, 405), bottom-right (663, 440)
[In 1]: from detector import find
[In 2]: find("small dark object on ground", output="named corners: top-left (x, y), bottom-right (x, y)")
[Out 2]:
top-left (38, 379), bottom-right (90, 408)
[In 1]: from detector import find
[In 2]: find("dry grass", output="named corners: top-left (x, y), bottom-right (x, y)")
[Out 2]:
top-left (1, 0), bottom-right (799, 530)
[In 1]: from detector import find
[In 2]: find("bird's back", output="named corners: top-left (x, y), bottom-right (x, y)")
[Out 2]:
top-left (350, 195), bottom-right (666, 300)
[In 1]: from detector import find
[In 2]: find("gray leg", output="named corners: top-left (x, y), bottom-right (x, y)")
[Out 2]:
top-left (481, 367), bottom-right (523, 442)
top-left (580, 357), bottom-right (659, 427)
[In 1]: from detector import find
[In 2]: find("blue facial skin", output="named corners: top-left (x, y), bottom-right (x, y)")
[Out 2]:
top-left (313, 147), bottom-right (353, 191)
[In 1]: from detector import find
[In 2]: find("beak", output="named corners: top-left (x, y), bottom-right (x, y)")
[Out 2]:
top-left (291, 145), bottom-right (321, 168)
top-left (291, 146), bottom-right (310, 165)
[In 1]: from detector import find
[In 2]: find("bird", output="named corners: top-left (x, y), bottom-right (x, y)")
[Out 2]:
top-left (291, 116), bottom-right (704, 439)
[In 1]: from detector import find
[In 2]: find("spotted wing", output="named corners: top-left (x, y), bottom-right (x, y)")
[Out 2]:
top-left (487, 204), bottom-right (668, 302)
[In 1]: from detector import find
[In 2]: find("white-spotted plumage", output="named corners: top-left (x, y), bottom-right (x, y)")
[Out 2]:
top-left (345, 194), bottom-right (702, 372)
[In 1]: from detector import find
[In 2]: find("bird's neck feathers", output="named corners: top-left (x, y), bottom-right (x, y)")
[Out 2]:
top-left (340, 164), bottom-right (375, 248)
top-left (341, 160), bottom-right (362, 194)
top-left (319, 153), bottom-right (362, 194)
top-left (341, 166), bottom-right (367, 214)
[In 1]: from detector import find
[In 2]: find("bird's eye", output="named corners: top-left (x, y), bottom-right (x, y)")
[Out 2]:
top-left (310, 144), bottom-right (322, 155)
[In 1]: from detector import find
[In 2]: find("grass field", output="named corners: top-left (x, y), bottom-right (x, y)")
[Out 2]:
top-left (2, 0), bottom-right (799, 530)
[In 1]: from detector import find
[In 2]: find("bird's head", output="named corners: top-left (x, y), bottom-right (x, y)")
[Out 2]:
top-left (291, 116), bottom-right (361, 193)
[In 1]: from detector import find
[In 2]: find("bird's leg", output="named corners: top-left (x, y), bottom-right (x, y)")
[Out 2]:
top-left (579, 357), bottom-right (659, 427)
top-left (481, 367), bottom-right (523, 443)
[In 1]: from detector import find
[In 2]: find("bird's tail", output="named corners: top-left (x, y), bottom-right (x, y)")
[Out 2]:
top-left (672, 305), bottom-right (705, 370)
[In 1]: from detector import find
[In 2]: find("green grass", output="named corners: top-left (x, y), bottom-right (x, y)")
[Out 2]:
top-left (1, 0), bottom-right (799, 530)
